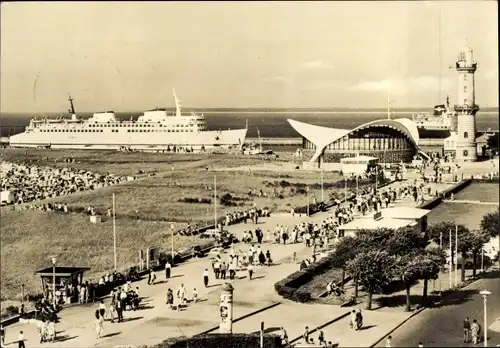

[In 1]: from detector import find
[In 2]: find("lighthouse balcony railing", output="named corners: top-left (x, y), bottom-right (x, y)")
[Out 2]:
top-left (453, 104), bottom-right (480, 112)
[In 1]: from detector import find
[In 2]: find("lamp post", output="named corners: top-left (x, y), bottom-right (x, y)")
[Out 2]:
top-left (170, 223), bottom-right (175, 266)
top-left (51, 256), bottom-right (57, 307)
top-left (320, 168), bottom-right (324, 203)
top-left (479, 289), bottom-right (491, 347)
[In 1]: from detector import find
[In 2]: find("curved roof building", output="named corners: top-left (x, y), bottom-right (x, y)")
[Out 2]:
top-left (287, 118), bottom-right (430, 168)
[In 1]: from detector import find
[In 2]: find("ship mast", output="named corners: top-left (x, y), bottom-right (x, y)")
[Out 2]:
top-left (173, 88), bottom-right (182, 117)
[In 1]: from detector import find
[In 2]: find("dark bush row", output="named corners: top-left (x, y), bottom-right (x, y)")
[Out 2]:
top-left (152, 333), bottom-right (283, 348)
top-left (177, 197), bottom-right (212, 204)
top-left (274, 254), bottom-right (335, 303)
top-left (294, 202), bottom-right (326, 215)
top-left (220, 193), bottom-right (249, 207)
top-left (472, 177), bottom-right (500, 183)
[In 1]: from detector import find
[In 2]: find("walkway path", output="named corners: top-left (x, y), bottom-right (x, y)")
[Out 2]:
top-left (1, 177), bottom-right (456, 348)
top-left (443, 199), bottom-right (499, 206)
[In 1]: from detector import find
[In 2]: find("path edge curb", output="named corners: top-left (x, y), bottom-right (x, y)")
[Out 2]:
top-left (289, 311), bottom-right (350, 344)
top-left (195, 301), bottom-right (282, 336)
top-left (368, 307), bottom-right (425, 348)
top-left (368, 269), bottom-right (498, 347)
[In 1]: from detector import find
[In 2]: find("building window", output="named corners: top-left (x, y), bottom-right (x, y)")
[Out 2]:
top-left (459, 52), bottom-right (466, 61)
top-left (464, 132), bottom-right (468, 139)
top-left (464, 86), bottom-right (468, 93)
top-left (464, 74), bottom-right (468, 81)
top-left (463, 150), bottom-right (468, 157)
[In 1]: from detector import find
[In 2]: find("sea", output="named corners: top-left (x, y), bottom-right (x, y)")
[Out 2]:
top-left (1, 109), bottom-right (498, 138)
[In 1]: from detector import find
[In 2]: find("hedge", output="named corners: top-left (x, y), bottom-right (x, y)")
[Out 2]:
top-left (274, 254), bottom-right (335, 303)
top-left (152, 333), bottom-right (283, 348)
top-left (294, 202), bottom-right (326, 215)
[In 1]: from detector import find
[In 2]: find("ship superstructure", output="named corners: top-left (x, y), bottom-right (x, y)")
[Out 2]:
top-left (412, 96), bottom-right (457, 131)
top-left (9, 89), bottom-right (247, 150)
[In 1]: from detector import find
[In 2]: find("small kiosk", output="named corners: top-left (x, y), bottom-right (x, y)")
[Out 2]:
top-left (35, 266), bottom-right (90, 305)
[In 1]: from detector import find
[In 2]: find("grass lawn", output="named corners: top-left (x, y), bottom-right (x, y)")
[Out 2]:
top-left (0, 148), bottom-right (367, 304)
top-left (428, 202), bottom-right (499, 230)
top-left (297, 267), bottom-right (344, 301)
top-left (0, 210), bottom-right (200, 302)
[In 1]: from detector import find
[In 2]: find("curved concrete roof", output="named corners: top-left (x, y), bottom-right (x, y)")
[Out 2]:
top-left (288, 118), bottom-right (420, 147)
top-left (287, 117), bottom-right (427, 167)
top-left (351, 118), bottom-right (420, 146)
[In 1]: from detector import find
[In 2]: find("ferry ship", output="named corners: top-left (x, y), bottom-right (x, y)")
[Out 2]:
top-left (412, 95), bottom-right (457, 131)
top-left (9, 90), bottom-right (248, 151)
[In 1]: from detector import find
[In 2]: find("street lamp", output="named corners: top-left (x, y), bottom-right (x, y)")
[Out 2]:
top-left (479, 289), bottom-right (491, 347)
top-left (170, 223), bottom-right (175, 267)
top-left (51, 256), bottom-right (57, 307)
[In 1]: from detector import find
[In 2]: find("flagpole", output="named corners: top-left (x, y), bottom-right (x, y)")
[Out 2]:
top-left (321, 168), bottom-right (324, 202)
top-left (455, 225), bottom-right (458, 287)
top-left (344, 177), bottom-right (347, 205)
top-left (439, 230), bottom-right (443, 294)
top-left (356, 174), bottom-right (359, 197)
top-left (449, 228), bottom-right (452, 289)
top-left (113, 193), bottom-right (117, 271)
top-left (214, 175), bottom-right (217, 229)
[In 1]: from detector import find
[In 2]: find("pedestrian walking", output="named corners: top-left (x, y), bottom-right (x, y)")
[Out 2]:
top-left (463, 317), bottom-right (471, 343)
top-left (166, 289), bottom-right (174, 309)
top-left (17, 331), bottom-right (26, 348)
top-left (93, 310), bottom-right (104, 338)
top-left (302, 326), bottom-right (309, 343)
top-left (99, 300), bottom-right (106, 319)
top-left (203, 269), bottom-right (209, 287)
top-left (247, 263), bottom-right (254, 280)
top-left (417, 343), bottom-right (423, 348)
top-left (0, 324), bottom-right (5, 348)
top-left (165, 261), bottom-right (171, 279)
top-left (350, 310), bottom-right (356, 330)
top-left (115, 297), bottom-right (124, 323)
top-left (355, 309), bottom-right (363, 330)
top-left (471, 319), bottom-right (480, 344)
top-left (318, 329), bottom-right (325, 346)
top-left (385, 335), bottom-right (392, 347)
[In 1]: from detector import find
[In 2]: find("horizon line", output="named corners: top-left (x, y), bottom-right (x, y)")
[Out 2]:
top-left (2, 106), bottom-right (499, 114)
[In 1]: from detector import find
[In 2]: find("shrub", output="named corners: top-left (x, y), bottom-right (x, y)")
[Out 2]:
top-left (294, 202), bottom-right (326, 215)
top-left (152, 333), bottom-right (283, 348)
top-left (274, 254), bottom-right (334, 301)
top-left (177, 197), bottom-right (212, 204)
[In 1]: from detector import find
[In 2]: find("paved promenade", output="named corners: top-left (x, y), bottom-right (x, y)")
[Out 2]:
top-left (1, 175), bottom-right (461, 347)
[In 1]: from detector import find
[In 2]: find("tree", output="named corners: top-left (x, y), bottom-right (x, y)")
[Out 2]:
top-left (456, 228), bottom-right (474, 282)
top-left (481, 209), bottom-right (500, 270)
top-left (387, 227), bottom-right (427, 257)
top-left (422, 241), bottom-right (446, 302)
top-left (331, 236), bottom-right (358, 290)
top-left (427, 222), bottom-right (469, 270)
top-left (394, 251), bottom-right (427, 311)
top-left (346, 250), bottom-right (395, 310)
top-left (470, 231), bottom-right (491, 277)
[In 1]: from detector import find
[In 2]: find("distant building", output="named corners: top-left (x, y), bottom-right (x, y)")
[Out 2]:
top-left (288, 43), bottom-right (484, 166)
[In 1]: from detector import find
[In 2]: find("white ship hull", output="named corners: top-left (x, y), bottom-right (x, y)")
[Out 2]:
top-left (9, 128), bottom-right (247, 150)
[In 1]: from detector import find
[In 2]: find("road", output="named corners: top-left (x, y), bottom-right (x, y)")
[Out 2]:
top-left (376, 271), bottom-right (500, 348)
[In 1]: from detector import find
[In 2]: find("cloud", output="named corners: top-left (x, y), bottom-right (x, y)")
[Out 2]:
top-left (301, 60), bottom-right (335, 70)
top-left (347, 76), bottom-right (452, 95)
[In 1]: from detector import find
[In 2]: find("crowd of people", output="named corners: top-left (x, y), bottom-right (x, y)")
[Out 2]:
top-left (1, 161), bottom-right (125, 206)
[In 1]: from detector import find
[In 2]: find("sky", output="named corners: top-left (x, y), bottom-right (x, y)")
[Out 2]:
top-left (0, 1), bottom-right (498, 112)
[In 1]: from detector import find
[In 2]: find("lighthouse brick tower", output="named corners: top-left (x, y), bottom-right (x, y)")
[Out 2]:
top-left (454, 43), bottom-right (479, 162)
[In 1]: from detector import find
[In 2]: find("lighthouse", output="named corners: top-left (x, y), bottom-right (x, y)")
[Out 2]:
top-left (454, 42), bottom-right (479, 162)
